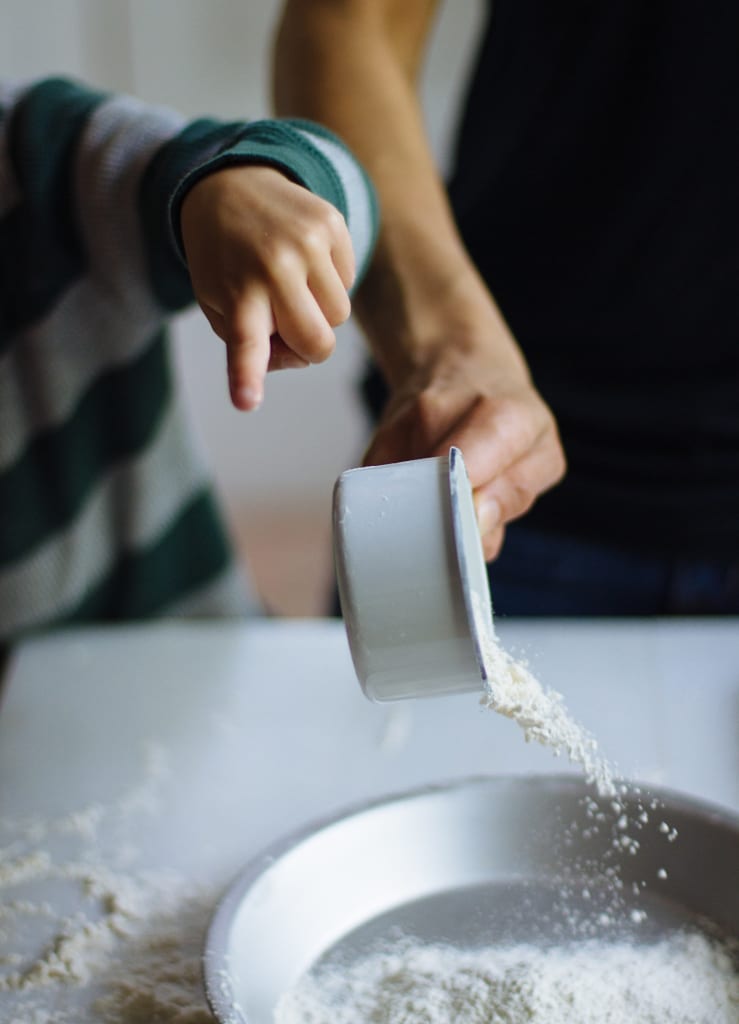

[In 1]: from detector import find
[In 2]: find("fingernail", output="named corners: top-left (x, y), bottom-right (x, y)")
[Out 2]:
top-left (476, 498), bottom-right (501, 536)
top-left (234, 386), bottom-right (263, 411)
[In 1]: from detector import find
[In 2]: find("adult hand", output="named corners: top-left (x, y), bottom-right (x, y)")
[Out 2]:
top-left (180, 164), bottom-right (356, 410)
top-left (362, 293), bottom-right (566, 561)
top-left (273, 0), bottom-right (564, 556)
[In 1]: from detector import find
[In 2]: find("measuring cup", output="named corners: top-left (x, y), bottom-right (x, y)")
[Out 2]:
top-left (332, 447), bottom-right (495, 702)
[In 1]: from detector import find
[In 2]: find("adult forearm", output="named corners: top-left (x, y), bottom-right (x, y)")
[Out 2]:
top-left (273, 0), bottom-right (487, 385)
top-left (273, 2), bottom-right (566, 558)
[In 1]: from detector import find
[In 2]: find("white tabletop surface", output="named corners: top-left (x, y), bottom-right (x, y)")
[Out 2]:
top-left (0, 617), bottom-right (738, 1022)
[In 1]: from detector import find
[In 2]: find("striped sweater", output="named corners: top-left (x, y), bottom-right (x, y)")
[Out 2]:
top-left (0, 77), bottom-right (378, 647)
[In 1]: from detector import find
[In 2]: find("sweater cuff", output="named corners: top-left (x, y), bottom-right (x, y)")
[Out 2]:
top-left (169, 119), bottom-right (378, 293)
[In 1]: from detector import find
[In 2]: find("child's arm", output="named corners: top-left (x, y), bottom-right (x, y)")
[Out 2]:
top-left (1, 78), bottom-right (378, 411)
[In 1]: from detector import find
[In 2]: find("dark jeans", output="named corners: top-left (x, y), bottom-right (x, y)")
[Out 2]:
top-left (488, 524), bottom-right (739, 617)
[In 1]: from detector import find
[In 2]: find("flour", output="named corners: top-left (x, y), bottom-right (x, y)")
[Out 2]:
top-left (273, 605), bottom-right (726, 1024)
top-left (275, 932), bottom-right (739, 1024)
top-left (0, 744), bottom-right (215, 1024)
top-left (471, 592), bottom-right (616, 797)
top-left (0, 850), bottom-right (52, 887)
top-left (471, 603), bottom-right (691, 924)
top-left (91, 889), bottom-right (215, 1024)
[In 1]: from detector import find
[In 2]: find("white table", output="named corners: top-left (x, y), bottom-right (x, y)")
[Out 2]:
top-left (0, 618), bottom-right (737, 1022)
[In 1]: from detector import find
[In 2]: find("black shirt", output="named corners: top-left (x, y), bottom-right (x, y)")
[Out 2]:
top-left (447, 0), bottom-right (739, 558)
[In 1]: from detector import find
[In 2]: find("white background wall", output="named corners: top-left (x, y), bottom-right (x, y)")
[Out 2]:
top-left (1, 0), bottom-right (483, 520)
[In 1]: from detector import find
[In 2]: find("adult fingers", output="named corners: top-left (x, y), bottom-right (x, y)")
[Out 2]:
top-left (431, 393), bottom-right (549, 490)
top-left (482, 523), bottom-right (506, 563)
top-left (474, 437), bottom-right (566, 536)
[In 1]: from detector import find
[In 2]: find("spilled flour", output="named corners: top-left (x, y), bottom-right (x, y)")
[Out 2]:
top-left (0, 744), bottom-right (215, 1024)
top-left (275, 933), bottom-right (739, 1024)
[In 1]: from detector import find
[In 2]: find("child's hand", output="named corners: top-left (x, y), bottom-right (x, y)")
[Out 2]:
top-left (180, 164), bottom-right (356, 410)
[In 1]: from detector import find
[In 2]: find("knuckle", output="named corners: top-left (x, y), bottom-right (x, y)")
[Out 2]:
top-left (303, 203), bottom-right (346, 247)
top-left (513, 486), bottom-right (537, 518)
top-left (485, 526), bottom-right (505, 561)
top-left (266, 241), bottom-right (301, 279)
top-left (327, 291), bottom-right (351, 326)
top-left (296, 319), bottom-right (335, 363)
top-left (554, 445), bottom-right (568, 481)
top-left (508, 470), bottom-right (542, 519)
top-left (540, 435), bottom-right (568, 487)
top-left (307, 327), bottom-right (336, 364)
top-left (322, 203), bottom-right (347, 238)
top-left (415, 390), bottom-right (442, 435)
top-left (300, 225), bottom-right (326, 258)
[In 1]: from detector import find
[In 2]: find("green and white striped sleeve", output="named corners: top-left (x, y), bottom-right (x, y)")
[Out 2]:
top-left (1, 77), bottom-right (379, 321)
top-left (0, 77), bottom-right (379, 645)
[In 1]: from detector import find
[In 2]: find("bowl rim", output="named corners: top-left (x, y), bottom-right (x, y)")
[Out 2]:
top-left (448, 445), bottom-right (493, 689)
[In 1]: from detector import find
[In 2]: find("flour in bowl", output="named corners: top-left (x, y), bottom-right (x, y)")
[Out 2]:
top-left (275, 932), bottom-right (739, 1024)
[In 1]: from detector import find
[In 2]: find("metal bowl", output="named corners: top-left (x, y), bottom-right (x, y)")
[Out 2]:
top-left (203, 775), bottom-right (739, 1024)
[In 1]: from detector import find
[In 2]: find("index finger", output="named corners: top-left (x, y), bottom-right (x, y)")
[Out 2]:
top-left (224, 291), bottom-right (275, 410)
